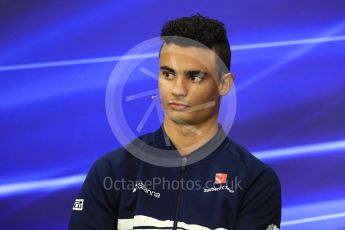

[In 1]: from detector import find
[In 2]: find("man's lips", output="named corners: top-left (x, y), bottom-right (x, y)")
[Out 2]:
top-left (168, 101), bottom-right (190, 111)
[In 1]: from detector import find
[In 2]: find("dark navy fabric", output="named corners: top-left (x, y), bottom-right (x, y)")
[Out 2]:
top-left (69, 124), bottom-right (281, 229)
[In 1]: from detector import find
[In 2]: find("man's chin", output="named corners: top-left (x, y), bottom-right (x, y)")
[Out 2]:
top-left (169, 115), bottom-right (198, 126)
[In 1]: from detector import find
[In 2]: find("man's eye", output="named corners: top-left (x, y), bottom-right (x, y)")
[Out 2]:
top-left (162, 71), bottom-right (174, 79)
top-left (190, 75), bottom-right (203, 83)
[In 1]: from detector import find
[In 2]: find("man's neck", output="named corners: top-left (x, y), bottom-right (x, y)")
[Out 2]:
top-left (163, 117), bottom-right (219, 156)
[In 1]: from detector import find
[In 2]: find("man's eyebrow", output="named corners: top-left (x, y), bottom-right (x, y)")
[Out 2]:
top-left (185, 70), bottom-right (208, 76)
top-left (160, 66), bottom-right (208, 77)
top-left (160, 66), bottom-right (176, 73)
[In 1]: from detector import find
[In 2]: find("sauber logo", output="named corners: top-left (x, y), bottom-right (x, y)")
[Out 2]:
top-left (215, 173), bottom-right (228, 184)
top-left (203, 172), bottom-right (241, 194)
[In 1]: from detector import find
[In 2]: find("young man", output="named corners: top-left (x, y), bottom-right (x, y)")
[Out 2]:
top-left (69, 14), bottom-right (281, 230)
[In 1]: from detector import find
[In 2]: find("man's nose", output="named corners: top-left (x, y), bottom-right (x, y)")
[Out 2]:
top-left (171, 76), bottom-right (187, 97)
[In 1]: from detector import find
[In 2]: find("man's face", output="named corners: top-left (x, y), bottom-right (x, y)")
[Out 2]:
top-left (158, 43), bottom-right (222, 126)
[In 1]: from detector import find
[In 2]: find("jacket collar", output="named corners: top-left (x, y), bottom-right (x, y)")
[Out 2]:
top-left (152, 123), bottom-right (230, 164)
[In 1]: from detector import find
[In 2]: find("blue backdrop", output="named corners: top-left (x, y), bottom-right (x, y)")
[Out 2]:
top-left (1, 0), bottom-right (345, 229)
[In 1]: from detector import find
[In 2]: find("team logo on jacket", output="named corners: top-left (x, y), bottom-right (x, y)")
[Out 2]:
top-left (72, 199), bottom-right (84, 211)
top-left (203, 173), bottom-right (235, 193)
top-left (133, 182), bottom-right (160, 199)
top-left (215, 173), bottom-right (228, 184)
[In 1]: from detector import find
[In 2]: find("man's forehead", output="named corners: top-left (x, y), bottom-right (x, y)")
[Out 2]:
top-left (160, 43), bottom-right (218, 69)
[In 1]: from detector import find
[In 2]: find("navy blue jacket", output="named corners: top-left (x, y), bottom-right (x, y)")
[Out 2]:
top-left (69, 124), bottom-right (281, 229)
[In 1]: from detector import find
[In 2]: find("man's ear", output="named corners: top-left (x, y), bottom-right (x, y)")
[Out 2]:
top-left (218, 72), bottom-right (234, 96)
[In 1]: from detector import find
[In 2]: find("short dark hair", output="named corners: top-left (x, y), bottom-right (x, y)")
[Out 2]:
top-left (160, 13), bottom-right (231, 73)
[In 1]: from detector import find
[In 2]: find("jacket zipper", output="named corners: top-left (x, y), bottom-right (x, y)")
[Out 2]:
top-left (173, 157), bottom-right (187, 230)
